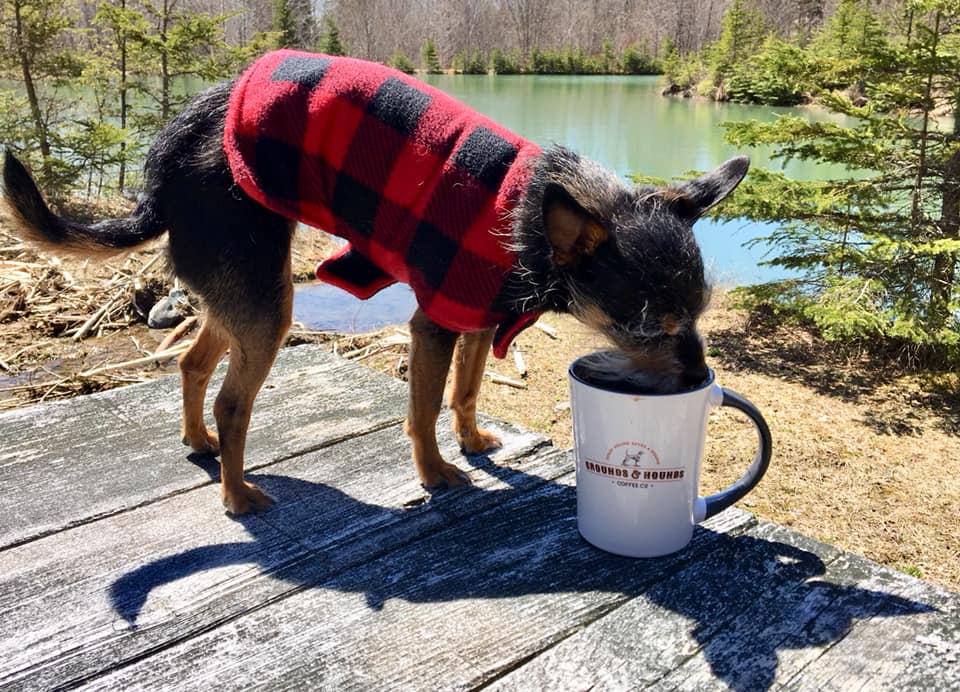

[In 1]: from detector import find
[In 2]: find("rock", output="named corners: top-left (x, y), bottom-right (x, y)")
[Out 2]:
top-left (148, 289), bottom-right (191, 329)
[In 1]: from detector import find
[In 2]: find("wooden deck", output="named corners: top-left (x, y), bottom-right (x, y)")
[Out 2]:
top-left (1, 344), bottom-right (958, 690)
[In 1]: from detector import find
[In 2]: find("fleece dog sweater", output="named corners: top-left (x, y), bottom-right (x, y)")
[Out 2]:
top-left (224, 50), bottom-right (543, 357)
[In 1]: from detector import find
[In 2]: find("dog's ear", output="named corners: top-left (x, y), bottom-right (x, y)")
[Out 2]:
top-left (666, 156), bottom-right (749, 222)
top-left (542, 183), bottom-right (609, 267)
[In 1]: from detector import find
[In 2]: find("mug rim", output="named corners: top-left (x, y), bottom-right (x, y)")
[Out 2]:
top-left (568, 352), bottom-right (715, 397)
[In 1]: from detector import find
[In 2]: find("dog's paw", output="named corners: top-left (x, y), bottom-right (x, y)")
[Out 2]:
top-left (222, 481), bottom-right (274, 515)
top-left (458, 427), bottom-right (502, 455)
top-left (420, 461), bottom-right (472, 490)
top-left (182, 427), bottom-right (220, 456)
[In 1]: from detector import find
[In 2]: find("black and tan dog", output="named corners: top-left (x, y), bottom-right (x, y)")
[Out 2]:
top-left (1, 51), bottom-right (748, 514)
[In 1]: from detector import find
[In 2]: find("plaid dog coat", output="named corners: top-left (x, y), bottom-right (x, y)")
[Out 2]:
top-left (224, 50), bottom-right (543, 357)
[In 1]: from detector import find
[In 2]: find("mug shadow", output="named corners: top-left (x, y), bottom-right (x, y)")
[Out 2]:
top-left (112, 452), bottom-right (934, 691)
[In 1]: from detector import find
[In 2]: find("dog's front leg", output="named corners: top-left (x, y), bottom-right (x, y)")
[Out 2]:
top-left (450, 328), bottom-right (502, 455)
top-left (405, 308), bottom-right (470, 488)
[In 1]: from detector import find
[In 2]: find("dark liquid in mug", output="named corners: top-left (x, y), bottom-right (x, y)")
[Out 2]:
top-left (571, 352), bottom-right (708, 395)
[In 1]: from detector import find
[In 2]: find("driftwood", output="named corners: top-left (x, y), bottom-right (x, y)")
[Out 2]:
top-left (532, 320), bottom-right (558, 339)
top-left (512, 343), bottom-right (527, 378)
top-left (0, 229), bottom-right (171, 333)
top-left (78, 341), bottom-right (194, 378)
top-left (484, 370), bottom-right (527, 389)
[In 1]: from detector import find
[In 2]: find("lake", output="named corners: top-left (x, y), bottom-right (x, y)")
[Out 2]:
top-left (295, 74), bottom-right (851, 332)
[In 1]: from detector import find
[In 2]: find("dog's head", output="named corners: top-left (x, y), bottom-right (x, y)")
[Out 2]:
top-left (516, 147), bottom-right (749, 392)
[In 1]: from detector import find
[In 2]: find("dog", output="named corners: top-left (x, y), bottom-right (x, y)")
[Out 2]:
top-left (1, 50), bottom-right (748, 515)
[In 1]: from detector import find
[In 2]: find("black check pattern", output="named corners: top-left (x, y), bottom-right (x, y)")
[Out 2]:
top-left (224, 50), bottom-right (543, 352)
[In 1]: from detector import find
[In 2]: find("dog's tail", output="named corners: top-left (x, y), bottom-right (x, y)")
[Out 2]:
top-left (2, 150), bottom-right (166, 257)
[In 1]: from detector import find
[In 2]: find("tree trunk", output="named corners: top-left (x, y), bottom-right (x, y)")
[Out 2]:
top-left (161, 0), bottom-right (171, 121)
top-left (13, 0), bottom-right (52, 181)
top-left (118, 0), bottom-right (127, 194)
top-left (932, 95), bottom-right (960, 326)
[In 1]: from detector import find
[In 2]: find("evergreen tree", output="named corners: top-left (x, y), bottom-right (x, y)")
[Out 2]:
top-left (490, 48), bottom-right (523, 74)
top-left (422, 38), bottom-right (442, 73)
top-left (713, 1), bottom-right (960, 359)
top-left (125, 0), bottom-right (237, 136)
top-left (90, 0), bottom-right (148, 194)
top-left (274, 0), bottom-right (297, 48)
top-left (810, 0), bottom-right (887, 89)
top-left (0, 0), bottom-right (80, 189)
top-left (318, 15), bottom-right (344, 56)
top-left (709, 0), bottom-right (767, 84)
top-left (389, 49), bottom-right (415, 74)
top-left (724, 35), bottom-right (814, 105)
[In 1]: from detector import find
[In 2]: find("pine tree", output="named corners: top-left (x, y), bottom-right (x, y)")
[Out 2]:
top-left (389, 49), bottom-right (415, 74)
top-left (422, 39), bottom-right (442, 73)
top-left (713, 1), bottom-right (960, 359)
top-left (274, 0), bottom-right (297, 48)
top-left (318, 15), bottom-right (344, 56)
top-left (0, 0), bottom-right (78, 188)
top-left (709, 0), bottom-right (766, 86)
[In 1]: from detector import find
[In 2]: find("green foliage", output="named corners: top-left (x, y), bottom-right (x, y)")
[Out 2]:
top-left (0, 89), bottom-right (38, 156)
top-left (808, 0), bottom-right (889, 89)
top-left (708, 0), bottom-right (767, 87)
top-left (724, 36), bottom-right (815, 105)
top-left (0, 0), bottom-right (83, 192)
top-left (122, 2), bottom-right (238, 135)
top-left (620, 44), bottom-right (659, 74)
top-left (490, 48), bottom-right (523, 74)
top-left (598, 40), bottom-right (616, 74)
top-left (388, 49), bottom-right (416, 74)
top-left (452, 49), bottom-right (488, 74)
top-left (661, 46), bottom-right (707, 93)
top-left (528, 44), bottom-right (659, 75)
top-left (61, 118), bottom-right (131, 196)
top-left (273, 0), bottom-right (297, 48)
top-left (422, 39), bottom-right (442, 73)
top-left (712, 4), bottom-right (960, 358)
top-left (318, 15), bottom-right (345, 56)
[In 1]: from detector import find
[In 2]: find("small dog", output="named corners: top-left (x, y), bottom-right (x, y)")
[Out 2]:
top-left (2, 50), bottom-right (748, 514)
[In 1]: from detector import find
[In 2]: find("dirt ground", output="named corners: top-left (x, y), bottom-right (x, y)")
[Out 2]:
top-left (1, 223), bottom-right (958, 592)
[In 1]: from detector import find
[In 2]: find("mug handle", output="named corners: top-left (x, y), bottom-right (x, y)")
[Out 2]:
top-left (694, 386), bottom-right (773, 522)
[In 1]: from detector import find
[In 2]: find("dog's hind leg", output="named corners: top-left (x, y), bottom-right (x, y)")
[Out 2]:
top-left (214, 314), bottom-right (290, 514)
top-left (179, 318), bottom-right (229, 454)
top-left (169, 210), bottom-right (295, 515)
top-left (449, 328), bottom-right (502, 455)
top-left (210, 264), bottom-right (293, 514)
top-left (405, 309), bottom-right (470, 488)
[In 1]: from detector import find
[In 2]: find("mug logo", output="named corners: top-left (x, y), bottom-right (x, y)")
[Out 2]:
top-left (582, 441), bottom-right (685, 483)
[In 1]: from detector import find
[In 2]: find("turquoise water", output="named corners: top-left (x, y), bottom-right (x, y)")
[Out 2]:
top-left (289, 75), bottom-right (852, 331)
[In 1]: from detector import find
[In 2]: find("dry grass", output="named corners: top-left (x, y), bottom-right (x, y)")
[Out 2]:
top-left (1, 216), bottom-right (957, 591)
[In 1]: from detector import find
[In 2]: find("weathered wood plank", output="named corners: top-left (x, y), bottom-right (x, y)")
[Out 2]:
top-left (491, 518), bottom-right (958, 692)
top-left (777, 559), bottom-right (960, 691)
top-left (487, 521), bottom-right (848, 691)
top-left (656, 531), bottom-right (956, 692)
top-left (74, 480), bottom-right (756, 691)
top-left (0, 345), bottom-right (408, 548)
top-left (492, 524), bottom-right (960, 691)
top-left (0, 413), bottom-right (558, 691)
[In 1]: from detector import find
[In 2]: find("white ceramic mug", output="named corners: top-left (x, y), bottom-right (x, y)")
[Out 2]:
top-left (569, 354), bottom-right (772, 558)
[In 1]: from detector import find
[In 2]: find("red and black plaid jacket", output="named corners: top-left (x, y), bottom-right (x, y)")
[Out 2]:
top-left (224, 50), bottom-right (542, 357)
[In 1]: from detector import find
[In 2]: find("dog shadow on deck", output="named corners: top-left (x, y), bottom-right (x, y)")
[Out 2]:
top-left (111, 452), bottom-right (934, 691)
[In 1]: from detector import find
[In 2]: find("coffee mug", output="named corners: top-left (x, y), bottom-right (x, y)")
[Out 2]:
top-left (569, 354), bottom-right (772, 558)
